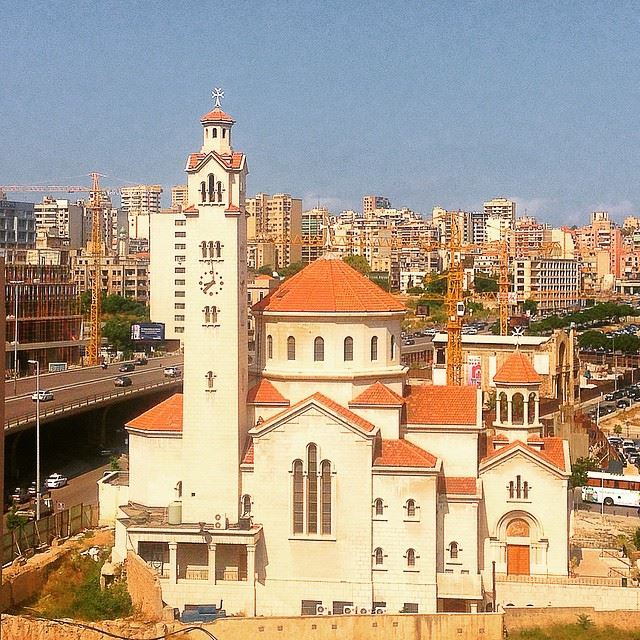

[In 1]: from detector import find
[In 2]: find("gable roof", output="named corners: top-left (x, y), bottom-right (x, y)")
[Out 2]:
top-left (373, 439), bottom-right (437, 468)
top-left (251, 392), bottom-right (376, 435)
top-left (405, 385), bottom-right (478, 426)
top-left (186, 150), bottom-right (245, 173)
top-left (126, 394), bottom-right (183, 434)
top-left (480, 437), bottom-right (567, 473)
top-left (247, 379), bottom-right (290, 406)
top-left (493, 351), bottom-right (542, 385)
top-left (242, 440), bottom-right (254, 465)
top-left (350, 382), bottom-right (405, 407)
top-left (438, 476), bottom-right (478, 496)
top-left (252, 255), bottom-right (404, 314)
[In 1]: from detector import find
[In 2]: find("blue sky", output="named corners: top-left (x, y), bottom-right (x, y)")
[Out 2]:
top-left (2, 1), bottom-right (639, 225)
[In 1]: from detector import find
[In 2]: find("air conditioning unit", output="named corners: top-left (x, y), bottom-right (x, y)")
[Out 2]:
top-left (342, 605), bottom-right (356, 615)
top-left (374, 607), bottom-right (387, 614)
top-left (357, 606), bottom-right (371, 614)
top-left (315, 604), bottom-right (326, 615)
top-left (213, 513), bottom-right (228, 529)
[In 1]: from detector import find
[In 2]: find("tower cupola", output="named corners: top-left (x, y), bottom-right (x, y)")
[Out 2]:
top-left (200, 88), bottom-right (235, 155)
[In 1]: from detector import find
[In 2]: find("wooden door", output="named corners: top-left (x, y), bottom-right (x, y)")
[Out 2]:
top-left (507, 544), bottom-right (530, 575)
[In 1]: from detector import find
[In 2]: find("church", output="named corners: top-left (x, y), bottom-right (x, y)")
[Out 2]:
top-left (104, 97), bottom-right (572, 617)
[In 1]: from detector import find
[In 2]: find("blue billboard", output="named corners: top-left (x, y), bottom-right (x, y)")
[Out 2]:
top-left (131, 322), bottom-right (165, 342)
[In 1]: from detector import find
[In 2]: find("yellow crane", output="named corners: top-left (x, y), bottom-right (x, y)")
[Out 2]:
top-left (86, 172), bottom-right (104, 365)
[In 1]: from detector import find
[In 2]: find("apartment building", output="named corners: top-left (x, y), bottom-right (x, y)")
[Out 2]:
top-left (513, 217), bottom-right (548, 256)
top-left (0, 198), bottom-right (37, 260)
top-left (513, 257), bottom-right (581, 314)
top-left (120, 184), bottom-right (163, 254)
top-left (171, 185), bottom-right (188, 211)
top-left (362, 194), bottom-right (391, 218)
top-left (33, 197), bottom-right (90, 249)
top-left (246, 193), bottom-right (302, 269)
top-left (301, 207), bottom-right (327, 263)
top-left (483, 197), bottom-right (516, 229)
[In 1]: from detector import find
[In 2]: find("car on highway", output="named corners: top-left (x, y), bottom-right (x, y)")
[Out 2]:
top-left (617, 399), bottom-right (631, 409)
top-left (164, 366), bottom-right (181, 378)
top-left (28, 480), bottom-right (47, 498)
top-left (31, 389), bottom-right (54, 402)
top-left (45, 473), bottom-right (68, 489)
top-left (114, 376), bottom-right (132, 387)
top-left (118, 362), bottom-right (135, 372)
top-left (134, 356), bottom-right (148, 365)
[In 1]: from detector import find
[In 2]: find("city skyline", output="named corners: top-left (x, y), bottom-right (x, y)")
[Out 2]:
top-left (2, 2), bottom-right (640, 223)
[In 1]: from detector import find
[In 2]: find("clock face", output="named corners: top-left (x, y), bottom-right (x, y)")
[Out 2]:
top-left (199, 269), bottom-right (224, 295)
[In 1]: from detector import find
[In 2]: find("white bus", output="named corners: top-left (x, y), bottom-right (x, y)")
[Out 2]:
top-left (582, 471), bottom-right (640, 508)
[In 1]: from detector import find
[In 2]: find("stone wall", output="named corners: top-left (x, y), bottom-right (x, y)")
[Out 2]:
top-left (1, 613), bottom-right (503, 640)
top-left (125, 550), bottom-right (165, 620)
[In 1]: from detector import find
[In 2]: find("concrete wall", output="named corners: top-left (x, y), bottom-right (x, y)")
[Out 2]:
top-left (505, 606), bottom-right (640, 631)
top-left (126, 550), bottom-right (165, 620)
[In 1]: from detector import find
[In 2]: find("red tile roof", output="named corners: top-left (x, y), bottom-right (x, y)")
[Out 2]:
top-left (374, 439), bottom-right (437, 468)
top-left (225, 204), bottom-right (241, 212)
top-left (252, 256), bottom-right (405, 313)
top-left (182, 204), bottom-right (199, 213)
top-left (200, 108), bottom-right (235, 123)
top-left (242, 440), bottom-right (254, 465)
top-left (350, 382), bottom-right (405, 406)
top-left (438, 476), bottom-right (478, 495)
top-left (187, 153), bottom-right (205, 170)
top-left (481, 437), bottom-right (566, 471)
top-left (493, 351), bottom-right (541, 384)
top-left (126, 394), bottom-right (183, 433)
top-left (186, 151), bottom-right (244, 172)
top-left (247, 379), bottom-right (289, 406)
top-left (255, 392), bottom-right (376, 434)
top-left (405, 385), bottom-right (477, 425)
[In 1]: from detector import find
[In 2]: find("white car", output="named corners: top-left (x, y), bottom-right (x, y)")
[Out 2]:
top-left (164, 366), bottom-right (181, 378)
top-left (45, 473), bottom-right (68, 489)
top-left (32, 389), bottom-right (54, 402)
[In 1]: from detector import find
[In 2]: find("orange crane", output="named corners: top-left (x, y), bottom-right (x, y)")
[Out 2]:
top-left (445, 211), bottom-right (464, 385)
top-left (0, 184), bottom-right (120, 195)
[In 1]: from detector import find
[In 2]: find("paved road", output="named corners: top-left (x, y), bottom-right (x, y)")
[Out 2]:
top-left (4, 354), bottom-right (183, 425)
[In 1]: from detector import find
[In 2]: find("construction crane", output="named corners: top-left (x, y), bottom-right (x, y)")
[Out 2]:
top-left (0, 184), bottom-right (120, 195)
top-left (86, 172), bottom-right (105, 365)
top-left (498, 235), bottom-right (510, 336)
top-left (445, 211), bottom-right (464, 386)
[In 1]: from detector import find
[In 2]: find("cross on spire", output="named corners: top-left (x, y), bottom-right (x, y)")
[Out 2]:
top-left (212, 87), bottom-right (225, 109)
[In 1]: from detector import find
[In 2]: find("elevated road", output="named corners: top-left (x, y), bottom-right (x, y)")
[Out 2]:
top-left (4, 354), bottom-right (183, 435)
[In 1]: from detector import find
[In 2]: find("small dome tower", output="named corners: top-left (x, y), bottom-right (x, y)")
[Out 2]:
top-left (200, 88), bottom-right (234, 155)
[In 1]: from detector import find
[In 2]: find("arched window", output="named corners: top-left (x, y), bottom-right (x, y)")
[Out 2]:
top-left (344, 336), bottom-right (353, 361)
top-left (212, 127), bottom-right (217, 138)
top-left (406, 548), bottom-right (416, 567)
top-left (391, 335), bottom-right (396, 360)
top-left (200, 181), bottom-right (206, 202)
top-left (370, 336), bottom-right (378, 361)
top-left (292, 460), bottom-right (303, 534)
top-left (222, 128), bottom-right (226, 138)
top-left (242, 494), bottom-right (251, 516)
top-left (374, 498), bottom-right (384, 516)
top-left (320, 460), bottom-right (331, 535)
top-left (214, 240), bottom-right (222, 257)
top-left (267, 335), bottom-right (273, 359)
top-left (216, 181), bottom-right (223, 202)
top-left (287, 336), bottom-right (296, 360)
top-left (449, 542), bottom-right (459, 559)
top-left (406, 499), bottom-right (416, 517)
top-left (374, 547), bottom-right (384, 566)
top-left (307, 444), bottom-right (318, 534)
top-left (208, 174), bottom-right (215, 203)
top-left (314, 337), bottom-right (324, 362)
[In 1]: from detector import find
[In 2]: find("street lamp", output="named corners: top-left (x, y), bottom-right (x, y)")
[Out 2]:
top-left (7, 280), bottom-right (23, 395)
top-left (27, 359), bottom-right (41, 520)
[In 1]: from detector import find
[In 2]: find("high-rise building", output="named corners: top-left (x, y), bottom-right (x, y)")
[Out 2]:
top-left (301, 207), bottom-right (327, 263)
top-left (171, 185), bottom-right (188, 211)
top-left (362, 195), bottom-right (391, 218)
top-left (0, 199), bottom-right (36, 260)
top-left (34, 197), bottom-right (89, 248)
top-left (120, 184), bottom-right (163, 216)
top-left (483, 198), bottom-right (516, 231)
top-left (246, 193), bottom-right (302, 269)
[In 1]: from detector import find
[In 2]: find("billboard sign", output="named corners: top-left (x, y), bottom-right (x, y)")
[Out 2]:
top-left (131, 322), bottom-right (165, 342)
top-left (467, 355), bottom-right (481, 387)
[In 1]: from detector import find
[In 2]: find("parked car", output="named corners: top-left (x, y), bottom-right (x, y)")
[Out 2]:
top-left (10, 486), bottom-right (29, 503)
top-left (164, 366), bottom-right (181, 378)
top-left (45, 473), bottom-right (68, 489)
top-left (617, 399), bottom-right (631, 409)
top-left (403, 339), bottom-right (415, 346)
top-left (119, 363), bottom-right (135, 372)
top-left (134, 356), bottom-right (148, 365)
top-left (31, 389), bottom-right (54, 402)
top-left (604, 393), bottom-right (615, 401)
top-left (114, 376), bottom-right (132, 387)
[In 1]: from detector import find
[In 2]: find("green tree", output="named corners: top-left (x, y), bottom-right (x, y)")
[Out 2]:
top-left (257, 265), bottom-right (273, 275)
top-left (342, 255), bottom-right (371, 274)
top-left (6, 508), bottom-right (28, 531)
top-left (280, 262), bottom-right (304, 278)
top-left (570, 457), bottom-right (599, 488)
top-left (474, 273), bottom-right (498, 293)
top-left (103, 318), bottom-right (135, 354)
top-left (522, 299), bottom-right (538, 315)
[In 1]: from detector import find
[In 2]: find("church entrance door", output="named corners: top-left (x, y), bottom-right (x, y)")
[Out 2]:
top-left (506, 544), bottom-right (530, 575)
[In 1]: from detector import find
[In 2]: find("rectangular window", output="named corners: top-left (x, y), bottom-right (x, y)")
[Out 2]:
top-left (174, 219), bottom-right (186, 226)
top-left (175, 231), bottom-right (186, 237)
top-left (174, 279), bottom-right (185, 285)
top-left (175, 326), bottom-right (184, 333)
top-left (174, 315), bottom-right (185, 321)
top-left (175, 243), bottom-right (186, 250)
top-left (174, 303), bottom-right (185, 309)
top-left (175, 267), bottom-right (185, 273)
top-left (175, 291), bottom-right (185, 298)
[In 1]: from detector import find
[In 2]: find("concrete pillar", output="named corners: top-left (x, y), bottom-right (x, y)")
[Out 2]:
top-left (208, 543), bottom-right (217, 584)
top-left (495, 395), bottom-right (502, 424)
top-left (247, 544), bottom-right (256, 616)
top-left (523, 400), bottom-right (529, 427)
top-left (470, 602), bottom-right (478, 613)
top-left (534, 397), bottom-right (540, 424)
top-left (169, 542), bottom-right (178, 584)
top-left (507, 398), bottom-right (513, 424)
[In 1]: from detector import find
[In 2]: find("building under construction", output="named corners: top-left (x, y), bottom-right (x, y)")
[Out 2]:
top-left (4, 263), bottom-right (83, 375)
